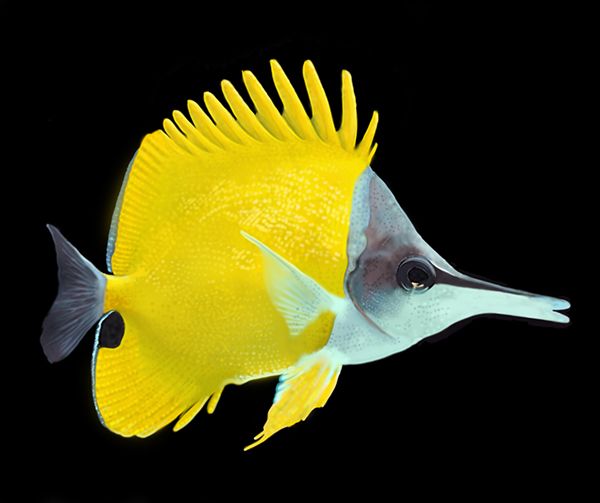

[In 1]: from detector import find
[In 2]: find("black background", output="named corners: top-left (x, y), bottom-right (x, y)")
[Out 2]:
top-left (5, 2), bottom-right (590, 501)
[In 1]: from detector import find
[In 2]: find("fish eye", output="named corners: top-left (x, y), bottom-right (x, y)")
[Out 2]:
top-left (396, 256), bottom-right (436, 292)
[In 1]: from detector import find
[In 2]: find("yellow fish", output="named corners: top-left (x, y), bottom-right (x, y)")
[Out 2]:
top-left (42, 60), bottom-right (570, 449)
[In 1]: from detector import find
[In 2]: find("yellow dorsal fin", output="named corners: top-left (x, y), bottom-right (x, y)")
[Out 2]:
top-left (109, 61), bottom-right (378, 275)
top-left (165, 59), bottom-right (377, 158)
top-left (271, 60), bottom-right (317, 140)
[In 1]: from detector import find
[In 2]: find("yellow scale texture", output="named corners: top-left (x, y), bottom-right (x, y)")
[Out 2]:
top-left (94, 60), bottom-right (378, 441)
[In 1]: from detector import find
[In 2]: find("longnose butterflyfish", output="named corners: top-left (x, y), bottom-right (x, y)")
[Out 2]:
top-left (42, 60), bottom-right (570, 449)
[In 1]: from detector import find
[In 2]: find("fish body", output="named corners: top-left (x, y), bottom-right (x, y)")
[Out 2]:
top-left (96, 125), bottom-right (370, 437)
top-left (42, 60), bottom-right (569, 448)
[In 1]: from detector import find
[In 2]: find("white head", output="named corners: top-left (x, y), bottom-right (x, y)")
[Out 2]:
top-left (343, 168), bottom-right (570, 357)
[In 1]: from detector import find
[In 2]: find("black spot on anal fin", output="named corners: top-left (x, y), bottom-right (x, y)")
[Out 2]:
top-left (99, 311), bottom-right (125, 349)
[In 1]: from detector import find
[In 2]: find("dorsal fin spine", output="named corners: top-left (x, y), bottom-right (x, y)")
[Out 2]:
top-left (172, 110), bottom-right (215, 153)
top-left (303, 60), bottom-right (339, 145)
top-left (339, 70), bottom-right (357, 151)
top-left (270, 60), bottom-right (317, 141)
top-left (203, 91), bottom-right (249, 145)
top-left (242, 70), bottom-right (296, 141)
top-left (357, 111), bottom-right (379, 160)
top-left (161, 61), bottom-right (378, 165)
top-left (187, 100), bottom-right (227, 148)
top-left (220, 80), bottom-right (266, 142)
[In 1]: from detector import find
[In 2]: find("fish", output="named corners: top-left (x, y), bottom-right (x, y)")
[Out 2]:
top-left (41, 60), bottom-right (570, 449)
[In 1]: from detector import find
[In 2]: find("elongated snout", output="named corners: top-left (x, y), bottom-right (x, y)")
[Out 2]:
top-left (435, 269), bottom-right (570, 324)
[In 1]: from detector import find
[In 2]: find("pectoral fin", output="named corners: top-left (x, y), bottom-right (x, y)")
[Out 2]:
top-left (241, 231), bottom-right (344, 337)
top-left (245, 349), bottom-right (343, 450)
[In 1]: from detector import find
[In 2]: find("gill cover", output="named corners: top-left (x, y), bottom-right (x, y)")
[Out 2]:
top-left (345, 169), bottom-right (452, 346)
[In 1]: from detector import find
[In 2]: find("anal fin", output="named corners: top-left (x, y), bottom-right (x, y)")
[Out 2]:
top-left (173, 397), bottom-right (209, 432)
top-left (93, 315), bottom-right (221, 438)
top-left (245, 350), bottom-right (342, 450)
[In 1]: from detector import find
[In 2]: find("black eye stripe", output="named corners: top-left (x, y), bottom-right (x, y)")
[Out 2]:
top-left (396, 256), bottom-right (436, 291)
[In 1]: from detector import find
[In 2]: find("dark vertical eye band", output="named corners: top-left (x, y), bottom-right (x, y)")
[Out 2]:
top-left (396, 256), bottom-right (436, 291)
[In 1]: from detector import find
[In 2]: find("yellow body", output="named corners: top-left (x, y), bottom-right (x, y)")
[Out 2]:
top-left (93, 61), bottom-right (377, 439)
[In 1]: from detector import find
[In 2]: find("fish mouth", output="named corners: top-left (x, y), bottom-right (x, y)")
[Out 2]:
top-left (498, 293), bottom-right (571, 325)
top-left (436, 269), bottom-right (571, 325)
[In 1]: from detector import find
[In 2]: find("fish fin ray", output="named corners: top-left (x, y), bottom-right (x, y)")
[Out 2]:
top-left (270, 59), bottom-right (317, 140)
top-left (173, 396), bottom-right (209, 432)
top-left (241, 231), bottom-right (343, 337)
top-left (303, 60), bottom-right (339, 144)
top-left (221, 79), bottom-right (271, 142)
top-left (339, 70), bottom-right (357, 149)
top-left (244, 350), bottom-right (342, 450)
top-left (357, 111), bottom-right (379, 160)
top-left (204, 91), bottom-right (252, 144)
top-left (206, 386), bottom-right (224, 414)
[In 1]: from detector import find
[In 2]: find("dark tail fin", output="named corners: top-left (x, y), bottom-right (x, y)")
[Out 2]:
top-left (41, 225), bottom-right (107, 363)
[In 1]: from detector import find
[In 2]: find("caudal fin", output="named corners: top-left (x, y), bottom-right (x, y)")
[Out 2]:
top-left (41, 225), bottom-right (107, 363)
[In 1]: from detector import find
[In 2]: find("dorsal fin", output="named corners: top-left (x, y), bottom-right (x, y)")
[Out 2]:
top-left (109, 60), bottom-right (378, 275)
top-left (163, 60), bottom-right (378, 161)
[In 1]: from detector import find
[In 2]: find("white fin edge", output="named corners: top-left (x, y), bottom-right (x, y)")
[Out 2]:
top-left (241, 231), bottom-right (345, 337)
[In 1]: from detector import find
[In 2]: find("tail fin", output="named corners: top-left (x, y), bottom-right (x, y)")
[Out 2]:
top-left (41, 225), bottom-right (107, 363)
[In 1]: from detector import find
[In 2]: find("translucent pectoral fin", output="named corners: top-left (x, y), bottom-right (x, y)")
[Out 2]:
top-left (241, 230), bottom-right (343, 337)
top-left (245, 350), bottom-right (342, 450)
